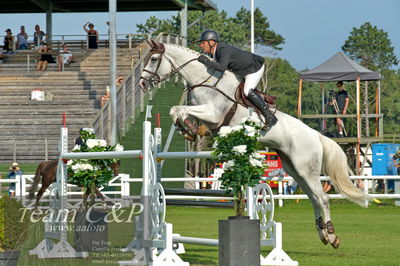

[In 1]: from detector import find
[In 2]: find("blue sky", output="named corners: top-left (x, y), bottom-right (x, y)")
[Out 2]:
top-left (0, 0), bottom-right (398, 70)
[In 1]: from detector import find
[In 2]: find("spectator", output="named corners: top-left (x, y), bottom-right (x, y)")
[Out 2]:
top-left (83, 22), bottom-right (98, 49)
top-left (3, 29), bottom-right (14, 51)
top-left (7, 162), bottom-right (23, 197)
top-left (16, 25), bottom-right (28, 50)
top-left (334, 81), bottom-right (349, 137)
top-left (57, 44), bottom-right (73, 71)
top-left (33, 25), bottom-right (46, 48)
top-left (100, 86), bottom-right (110, 108)
top-left (36, 44), bottom-right (54, 71)
top-left (100, 77), bottom-right (123, 107)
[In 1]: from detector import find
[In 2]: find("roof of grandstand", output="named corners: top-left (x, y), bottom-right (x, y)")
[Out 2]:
top-left (0, 0), bottom-right (216, 13)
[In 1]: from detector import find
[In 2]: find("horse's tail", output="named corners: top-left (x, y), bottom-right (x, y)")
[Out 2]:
top-left (29, 162), bottom-right (43, 200)
top-left (319, 134), bottom-right (371, 207)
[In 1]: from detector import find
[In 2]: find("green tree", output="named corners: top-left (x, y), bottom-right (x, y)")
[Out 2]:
top-left (342, 22), bottom-right (398, 71)
top-left (136, 8), bottom-right (284, 51)
top-left (232, 7), bottom-right (284, 50)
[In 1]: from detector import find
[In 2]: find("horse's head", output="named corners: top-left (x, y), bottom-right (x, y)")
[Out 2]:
top-left (139, 40), bottom-right (174, 92)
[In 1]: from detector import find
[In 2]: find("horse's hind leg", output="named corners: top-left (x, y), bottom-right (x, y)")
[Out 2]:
top-left (278, 150), bottom-right (339, 248)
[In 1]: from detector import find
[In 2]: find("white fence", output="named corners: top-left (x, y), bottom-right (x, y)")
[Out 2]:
top-left (1, 173), bottom-right (131, 208)
top-left (2, 173), bottom-right (399, 208)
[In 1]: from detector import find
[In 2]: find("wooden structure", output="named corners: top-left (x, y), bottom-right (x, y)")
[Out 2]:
top-left (297, 52), bottom-right (382, 174)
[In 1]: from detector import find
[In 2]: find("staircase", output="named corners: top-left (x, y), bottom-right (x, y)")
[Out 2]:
top-left (0, 47), bottom-right (138, 164)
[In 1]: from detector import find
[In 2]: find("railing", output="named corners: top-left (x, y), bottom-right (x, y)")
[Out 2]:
top-left (1, 33), bottom-right (148, 51)
top-left (2, 174), bottom-right (399, 208)
top-left (0, 174), bottom-right (131, 209)
top-left (90, 33), bottom-right (184, 142)
top-left (0, 139), bottom-right (51, 163)
top-left (123, 175), bottom-right (400, 207)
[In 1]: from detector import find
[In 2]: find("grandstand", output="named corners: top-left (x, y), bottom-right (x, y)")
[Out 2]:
top-left (0, 41), bottom-right (142, 164)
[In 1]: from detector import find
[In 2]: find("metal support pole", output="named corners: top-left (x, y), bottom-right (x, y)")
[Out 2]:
top-left (109, 0), bottom-right (118, 145)
top-left (46, 5), bottom-right (53, 45)
top-left (250, 0), bottom-right (254, 53)
top-left (180, 0), bottom-right (188, 47)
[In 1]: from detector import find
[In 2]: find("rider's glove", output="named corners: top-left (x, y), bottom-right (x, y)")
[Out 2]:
top-left (197, 55), bottom-right (209, 64)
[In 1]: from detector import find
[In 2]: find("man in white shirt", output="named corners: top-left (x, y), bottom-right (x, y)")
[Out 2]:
top-left (57, 44), bottom-right (73, 71)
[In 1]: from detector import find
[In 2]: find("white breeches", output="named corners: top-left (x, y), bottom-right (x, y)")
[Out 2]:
top-left (243, 64), bottom-right (265, 96)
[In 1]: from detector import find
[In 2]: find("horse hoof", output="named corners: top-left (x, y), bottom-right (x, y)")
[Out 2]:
top-left (321, 237), bottom-right (328, 245)
top-left (331, 236), bottom-right (340, 249)
top-left (183, 134), bottom-right (196, 142)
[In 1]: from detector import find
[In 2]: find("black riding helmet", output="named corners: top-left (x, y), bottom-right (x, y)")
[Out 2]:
top-left (198, 30), bottom-right (220, 42)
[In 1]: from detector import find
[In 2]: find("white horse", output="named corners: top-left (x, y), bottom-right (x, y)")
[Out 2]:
top-left (139, 40), bottom-right (370, 249)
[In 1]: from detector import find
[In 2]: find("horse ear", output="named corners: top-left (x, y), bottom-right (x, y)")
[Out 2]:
top-left (146, 39), bottom-right (154, 48)
top-left (151, 39), bottom-right (159, 47)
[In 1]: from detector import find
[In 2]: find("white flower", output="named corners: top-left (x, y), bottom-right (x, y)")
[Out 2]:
top-left (231, 125), bottom-right (243, 132)
top-left (223, 160), bottom-right (235, 170)
top-left (249, 157), bottom-right (263, 167)
top-left (67, 159), bottom-right (73, 165)
top-left (86, 139), bottom-right (107, 149)
top-left (233, 145), bottom-right (247, 155)
top-left (71, 163), bottom-right (94, 173)
top-left (97, 139), bottom-right (107, 147)
top-left (244, 125), bottom-right (256, 136)
top-left (86, 139), bottom-right (97, 149)
top-left (72, 144), bottom-right (81, 151)
top-left (115, 143), bottom-right (124, 152)
top-left (241, 114), bottom-right (262, 126)
top-left (212, 141), bottom-right (218, 149)
top-left (252, 152), bottom-right (264, 159)
top-left (219, 126), bottom-right (233, 137)
top-left (82, 128), bottom-right (95, 134)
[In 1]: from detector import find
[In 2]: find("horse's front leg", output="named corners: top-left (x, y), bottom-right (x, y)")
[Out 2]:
top-left (170, 104), bottom-right (221, 137)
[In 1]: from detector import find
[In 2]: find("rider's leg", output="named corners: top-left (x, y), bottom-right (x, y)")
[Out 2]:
top-left (244, 65), bottom-right (277, 127)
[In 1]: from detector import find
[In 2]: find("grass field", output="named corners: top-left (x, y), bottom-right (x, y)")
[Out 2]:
top-left (15, 199), bottom-right (400, 266)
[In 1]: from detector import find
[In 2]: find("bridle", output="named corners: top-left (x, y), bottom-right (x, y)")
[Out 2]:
top-left (140, 42), bottom-right (235, 104)
top-left (140, 42), bottom-right (197, 89)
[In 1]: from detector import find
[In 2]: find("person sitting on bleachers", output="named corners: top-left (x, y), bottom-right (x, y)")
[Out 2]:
top-left (3, 29), bottom-right (14, 52)
top-left (36, 44), bottom-right (55, 71)
top-left (57, 44), bottom-right (73, 71)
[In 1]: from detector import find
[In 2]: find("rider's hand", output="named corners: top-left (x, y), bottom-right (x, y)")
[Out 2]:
top-left (197, 55), bottom-right (209, 64)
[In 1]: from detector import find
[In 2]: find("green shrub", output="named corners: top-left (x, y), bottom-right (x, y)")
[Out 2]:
top-left (0, 196), bottom-right (29, 251)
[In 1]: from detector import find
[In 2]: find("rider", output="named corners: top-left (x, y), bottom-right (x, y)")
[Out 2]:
top-left (197, 30), bottom-right (278, 128)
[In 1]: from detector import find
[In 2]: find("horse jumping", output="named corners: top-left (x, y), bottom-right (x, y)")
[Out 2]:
top-left (139, 40), bottom-right (371, 249)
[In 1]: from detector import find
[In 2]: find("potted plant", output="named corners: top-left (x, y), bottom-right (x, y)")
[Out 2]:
top-left (212, 116), bottom-right (266, 266)
top-left (0, 196), bottom-right (29, 266)
top-left (67, 128), bottom-right (124, 252)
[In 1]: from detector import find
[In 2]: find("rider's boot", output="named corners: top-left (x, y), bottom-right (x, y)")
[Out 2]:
top-left (247, 89), bottom-right (278, 128)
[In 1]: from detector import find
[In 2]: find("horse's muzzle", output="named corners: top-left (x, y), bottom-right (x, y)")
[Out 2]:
top-left (139, 78), bottom-right (150, 93)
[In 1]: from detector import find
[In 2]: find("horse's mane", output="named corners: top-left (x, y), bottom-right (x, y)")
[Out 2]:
top-left (163, 43), bottom-right (202, 57)
top-left (163, 43), bottom-right (239, 87)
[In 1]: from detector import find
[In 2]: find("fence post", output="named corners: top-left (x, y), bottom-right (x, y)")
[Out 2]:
top-left (278, 180), bottom-right (283, 207)
top-left (131, 71), bottom-right (136, 124)
top-left (107, 104), bottom-right (112, 144)
top-left (27, 54), bottom-right (30, 72)
top-left (45, 138), bottom-right (48, 161)
top-left (14, 174), bottom-right (20, 198)
top-left (100, 110), bottom-right (104, 140)
top-left (121, 82), bottom-right (126, 137)
top-left (13, 139), bottom-right (16, 163)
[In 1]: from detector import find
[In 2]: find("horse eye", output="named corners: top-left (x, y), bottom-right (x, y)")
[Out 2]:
top-left (151, 57), bottom-right (158, 62)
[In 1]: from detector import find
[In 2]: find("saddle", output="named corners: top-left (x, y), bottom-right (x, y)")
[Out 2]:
top-left (235, 82), bottom-right (276, 107)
